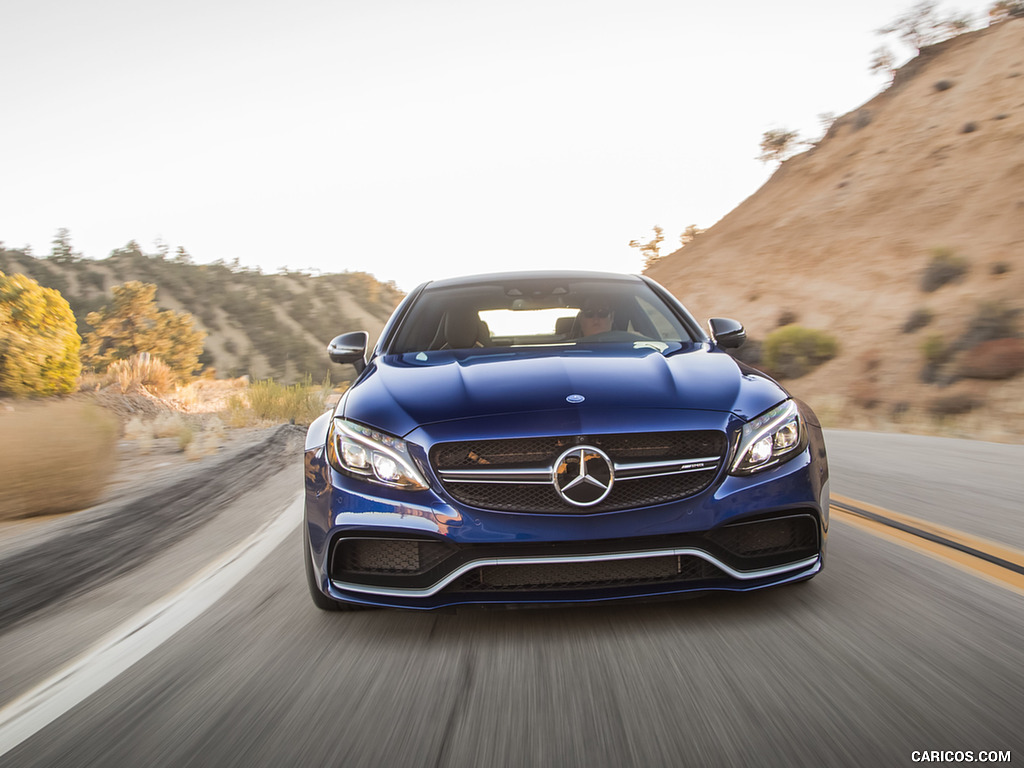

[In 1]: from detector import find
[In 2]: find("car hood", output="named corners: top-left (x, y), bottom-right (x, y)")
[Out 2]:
top-left (341, 343), bottom-right (789, 438)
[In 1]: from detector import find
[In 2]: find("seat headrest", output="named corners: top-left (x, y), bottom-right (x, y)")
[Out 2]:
top-left (445, 309), bottom-right (481, 349)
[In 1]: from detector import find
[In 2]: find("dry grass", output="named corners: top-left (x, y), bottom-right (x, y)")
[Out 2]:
top-left (121, 413), bottom-right (226, 460)
top-left (166, 377), bottom-right (250, 413)
top-left (226, 377), bottom-right (332, 427)
top-left (0, 399), bottom-right (119, 521)
top-left (107, 354), bottom-right (175, 395)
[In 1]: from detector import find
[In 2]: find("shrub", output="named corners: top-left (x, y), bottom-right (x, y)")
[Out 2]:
top-left (989, 1), bottom-right (1024, 23)
top-left (228, 376), bottom-right (331, 426)
top-left (776, 309), bottom-right (799, 327)
top-left (928, 394), bottom-right (980, 417)
top-left (758, 128), bottom-right (802, 164)
top-left (921, 334), bottom-right (951, 365)
top-left (955, 301), bottom-right (1020, 350)
top-left (902, 307), bottom-right (933, 333)
top-left (107, 353), bottom-right (175, 395)
top-left (957, 338), bottom-right (1024, 379)
top-left (921, 248), bottom-right (968, 292)
top-left (0, 400), bottom-right (118, 520)
top-left (0, 271), bottom-right (82, 396)
top-left (762, 326), bottom-right (839, 379)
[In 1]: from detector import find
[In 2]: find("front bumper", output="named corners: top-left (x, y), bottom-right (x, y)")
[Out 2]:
top-left (304, 437), bottom-right (828, 610)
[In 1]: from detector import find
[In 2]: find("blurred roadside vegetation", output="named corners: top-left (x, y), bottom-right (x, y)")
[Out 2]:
top-left (0, 400), bottom-right (118, 521)
top-left (0, 229), bottom-right (390, 520)
top-left (226, 376), bottom-right (333, 427)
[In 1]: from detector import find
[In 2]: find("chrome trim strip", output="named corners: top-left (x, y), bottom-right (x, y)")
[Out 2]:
top-left (438, 455), bottom-right (722, 485)
top-left (331, 548), bottom-right (819, 598)
top-left (612, 456), bottom-right (720, 472)
top-left (437, 469), bottom-right (551, 484)
top-left (614, 466), bottom-right (718, 482)
top-left (438, 478), bottom-right (553, 485)
top-left (438, 467), bottom-right (550, 477)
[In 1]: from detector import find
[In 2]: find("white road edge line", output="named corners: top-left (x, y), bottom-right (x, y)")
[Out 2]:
top-left (0, 492), bottom-right (303, 758)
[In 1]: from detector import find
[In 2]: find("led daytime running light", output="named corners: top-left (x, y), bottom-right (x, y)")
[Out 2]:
top-left (328, 419), bottom-right (428, 490)
top-left (731, 400), bottom-right (803, 475)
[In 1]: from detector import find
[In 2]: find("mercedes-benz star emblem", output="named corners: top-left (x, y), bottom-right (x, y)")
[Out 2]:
top-left (553, 445), bottom-right (614, 507)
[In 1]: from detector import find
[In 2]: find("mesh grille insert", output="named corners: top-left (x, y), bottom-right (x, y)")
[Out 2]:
top-left (334, 538), bottom-right (456, 576)
top-left (432, 430), bottom-right (726, 514)
top-left (708, 516), bottom-right (818, 560)
top-left (450, 555), bottom-right (724, 592)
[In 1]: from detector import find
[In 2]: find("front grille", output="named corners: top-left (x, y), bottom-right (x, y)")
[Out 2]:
top-left (449, 555), bottom-right (724, 592)
top-left (432, 430), bottom-right (726, 514)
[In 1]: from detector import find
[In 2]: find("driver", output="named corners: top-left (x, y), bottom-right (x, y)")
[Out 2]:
top-left (579, 297), bottom-right (614, 337)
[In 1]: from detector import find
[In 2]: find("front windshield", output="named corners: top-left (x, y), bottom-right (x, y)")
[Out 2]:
top-left (388, 276), bottom-right (698, 354)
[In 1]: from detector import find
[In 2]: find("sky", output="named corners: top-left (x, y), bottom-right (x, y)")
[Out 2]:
top-left (0, 0), bottom-right (998, 291)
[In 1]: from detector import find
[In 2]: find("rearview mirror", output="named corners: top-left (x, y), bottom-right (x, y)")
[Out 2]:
top-left (708, 318), bottom-right (746, 350)
top-left (328, 331), bottom-right (369, 373)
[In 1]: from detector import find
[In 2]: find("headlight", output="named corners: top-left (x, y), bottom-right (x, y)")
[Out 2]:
top-left (730, 400), bottom-right (806, 475)
top-left (327, 419), bottom-right (429, 491)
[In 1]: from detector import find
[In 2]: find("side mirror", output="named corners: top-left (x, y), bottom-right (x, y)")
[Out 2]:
top-left (328, 331), bottom-right (369, 373)
top-left (708, 318), bottom-right (746, 350)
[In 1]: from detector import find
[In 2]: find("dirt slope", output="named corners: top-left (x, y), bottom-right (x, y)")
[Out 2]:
top-left (647, 18), bottom-right (1024, 441)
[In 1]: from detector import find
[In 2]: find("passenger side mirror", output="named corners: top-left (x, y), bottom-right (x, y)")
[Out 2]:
top-left (328, 331), bottom-right (369, 373)
top-left (708, 318), bottom-right (746, 349)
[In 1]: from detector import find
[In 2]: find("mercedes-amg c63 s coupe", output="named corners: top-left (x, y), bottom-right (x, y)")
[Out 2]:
top-left (303, 271), bottom-right (828, 610)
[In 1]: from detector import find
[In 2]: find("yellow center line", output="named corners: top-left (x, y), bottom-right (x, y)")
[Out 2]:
top-left (830, 493), bottom-right (1024, 596)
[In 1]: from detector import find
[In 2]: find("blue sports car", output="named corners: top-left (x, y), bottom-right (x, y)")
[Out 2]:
top-left (303, 271), bottom-right (828, 610)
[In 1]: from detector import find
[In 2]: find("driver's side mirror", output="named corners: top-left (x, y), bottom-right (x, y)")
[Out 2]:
top-left (708, 318), bottom-right (746, 349)
top-left (328, 331), bottom-right (369, 373)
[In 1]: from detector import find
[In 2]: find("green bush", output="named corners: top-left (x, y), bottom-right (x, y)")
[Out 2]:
top-left (919, 333), bottom-right (953, 384)
top-left (921, 334), bottom-right (950, 365)
top-left (920, 248), bottom-right (968, 292)
top-left (0, 271), bottom-right (82, 396)
top-left (228, 376), bottom-right (331, 426)
top-left (762, 326), bottom-right (838, 379)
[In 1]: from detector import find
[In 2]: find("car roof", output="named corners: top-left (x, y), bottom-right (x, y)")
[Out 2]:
top-left (421, 270), bottom-right (644, 290)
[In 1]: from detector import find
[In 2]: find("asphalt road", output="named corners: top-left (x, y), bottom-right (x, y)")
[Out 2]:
top-left (1, 430), bottom-right (1022, 767)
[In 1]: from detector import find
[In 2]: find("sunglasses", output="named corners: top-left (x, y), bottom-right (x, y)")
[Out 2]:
top-left (582, 309), bottom-right (611, 319)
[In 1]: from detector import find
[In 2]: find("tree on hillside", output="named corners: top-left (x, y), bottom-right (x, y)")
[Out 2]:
top-left (679, 224), bottom-right (705, 248)
top-left (629, 226), bottom-right (665, 271)
top-left (81, 281), bottom-right (206, 380)
top-left (988, 0), bottom-right (1024, 22)
top-left (758, 128), bottom-right (801, 165)
top-left (876, 2), bottom-right (973, 57)
top-left (869, 46), bottom-right (897, 81)
top-left (0, 272), bottom-right (81, 396)
top-left (48, 228), bottom-right (81, 264)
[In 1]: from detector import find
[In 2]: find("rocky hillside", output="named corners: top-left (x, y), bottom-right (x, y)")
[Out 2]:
top-left (647, 18), bottom-right (1024, 441)
top-left (0, 243), bottom-right (403, 384)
